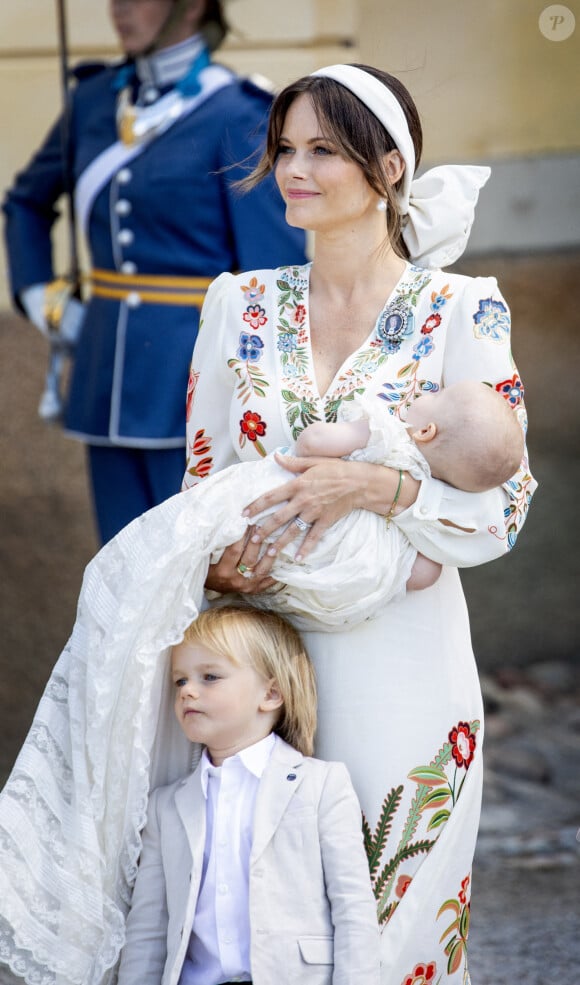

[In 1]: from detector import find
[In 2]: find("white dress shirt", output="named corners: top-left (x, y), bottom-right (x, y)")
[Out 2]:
top-left (178, 733), bottom-right (276, 985)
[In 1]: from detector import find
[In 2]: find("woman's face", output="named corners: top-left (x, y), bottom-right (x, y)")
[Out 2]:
top-left (274, 93), bottom-right (378, 234)
top-left (109, 0), bottom-right (197, 56)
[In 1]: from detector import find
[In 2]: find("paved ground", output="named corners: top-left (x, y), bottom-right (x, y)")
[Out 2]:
top-left (0, 249), bottom-right (579, 982)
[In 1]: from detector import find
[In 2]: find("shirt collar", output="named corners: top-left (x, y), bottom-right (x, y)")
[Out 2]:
top-left (200, 733), bottom-right (277, 798)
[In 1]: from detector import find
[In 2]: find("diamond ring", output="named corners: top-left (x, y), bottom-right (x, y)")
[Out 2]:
top-left (294, 516), bottom-right (312, 532)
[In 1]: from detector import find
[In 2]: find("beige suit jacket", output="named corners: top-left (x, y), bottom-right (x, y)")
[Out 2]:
top-left (117, 738), bottom-right (380, 985)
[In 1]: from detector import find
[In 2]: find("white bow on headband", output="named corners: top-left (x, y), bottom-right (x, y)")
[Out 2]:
top-left (311, 65), bottom-right (490, 269)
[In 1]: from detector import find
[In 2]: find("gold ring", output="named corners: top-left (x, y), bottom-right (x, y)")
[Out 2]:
top-left (237, 562), bottom-right (253, 575)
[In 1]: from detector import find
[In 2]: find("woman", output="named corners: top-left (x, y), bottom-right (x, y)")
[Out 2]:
top-left (182, 64), bottom-right (536, 981)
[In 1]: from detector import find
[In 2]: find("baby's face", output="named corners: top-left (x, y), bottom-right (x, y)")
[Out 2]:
top-left (405, 389), bottom-right (446, 429)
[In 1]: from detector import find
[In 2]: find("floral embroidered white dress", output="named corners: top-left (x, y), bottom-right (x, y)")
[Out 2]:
top-left (183, 263), bottom-right (536, 984)
top-left (0, 262), bottom-right (535, 985)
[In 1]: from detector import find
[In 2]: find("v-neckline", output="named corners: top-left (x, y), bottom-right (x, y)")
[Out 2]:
top-left (304, 261), bottom-right (411, 404)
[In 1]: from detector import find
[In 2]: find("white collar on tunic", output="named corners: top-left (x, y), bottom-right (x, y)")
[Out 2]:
top-left (200, 733), bottom-right (277, 797)
top-left (135, 33), bottom-right (205, 91)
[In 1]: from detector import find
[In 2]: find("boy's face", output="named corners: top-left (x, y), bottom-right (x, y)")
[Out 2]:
top-left (171, 640), bottom-right (279, 765)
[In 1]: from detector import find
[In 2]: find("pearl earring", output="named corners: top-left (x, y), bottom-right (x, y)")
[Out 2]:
top-left (376, 199), bottom-right (387, 212)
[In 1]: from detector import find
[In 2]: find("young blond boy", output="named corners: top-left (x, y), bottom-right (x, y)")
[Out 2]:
top-left (117, 605), bottom-right (380, 985)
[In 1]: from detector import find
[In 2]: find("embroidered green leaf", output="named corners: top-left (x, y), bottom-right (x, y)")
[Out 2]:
top-left (363, 786), bottom-right (403, 878)
top-left (459, 903), bottom-right (470, 940)
top-left (378, 901), bottom-right (396, 927)
top-left (427, 808), bottom-right (451, 831)
top-left (374, 838), bottom-right (434, 913)
top-left (421, 788), bottom-right (452, 810)
top-left (291, 349), bottom-right (310, 375)
top-left (408, 766), bottom-right (448, 787)
top-left (288, 405), bottom-right (300, 427)
top-left (447, 939), bottom-right (465, 975)
top-left (281, 388), bottom-right (298, 402)
top-left (397, 362), bottom-right (416, 379)
top-left (437, 898), bottom-right (461, 919)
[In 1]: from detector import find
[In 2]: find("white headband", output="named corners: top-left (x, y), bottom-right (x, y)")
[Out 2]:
top-left (311, 65), bottom-right (490, 268)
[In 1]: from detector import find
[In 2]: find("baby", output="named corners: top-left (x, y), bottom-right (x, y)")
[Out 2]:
top-left (291, 378), bottom-right (524, 597)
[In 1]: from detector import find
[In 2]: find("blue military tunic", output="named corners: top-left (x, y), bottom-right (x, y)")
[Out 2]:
top-left (3, 54), bottom-right (306, 448)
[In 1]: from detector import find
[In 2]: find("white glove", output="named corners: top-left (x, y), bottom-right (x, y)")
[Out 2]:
top-left (60, 297), bottom-right (86, 346)
top-left (20, 284), bottom-right (86, 347)
top-left (20, 283), bottom-right (48, 334)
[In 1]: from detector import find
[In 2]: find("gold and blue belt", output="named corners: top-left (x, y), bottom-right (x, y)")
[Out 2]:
top-left (91, 268), bottom-right (212, 308)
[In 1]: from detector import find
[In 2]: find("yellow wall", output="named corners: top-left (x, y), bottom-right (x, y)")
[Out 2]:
top-left (360, 0), bottom-right (580, 163)
top-left (1, 0), bottom-right (578, 306)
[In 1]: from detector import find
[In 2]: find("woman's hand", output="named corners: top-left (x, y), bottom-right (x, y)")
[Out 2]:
top-left (204, 453), bottom-right (420, 593)
top-left (242, 453), bottom-right (369, 564)
top-left (205, 526), bottom-right (278, 595)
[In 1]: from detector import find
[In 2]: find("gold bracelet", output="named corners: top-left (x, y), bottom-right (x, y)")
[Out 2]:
top-left (384, 469), bottom-right (404, 528)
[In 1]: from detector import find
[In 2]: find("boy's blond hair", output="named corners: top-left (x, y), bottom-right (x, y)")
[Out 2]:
top-left (183, 604), bottom-right (317, 756)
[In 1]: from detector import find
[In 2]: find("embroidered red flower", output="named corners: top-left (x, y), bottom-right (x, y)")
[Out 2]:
top-left (395, 874), bottom-right (412, 898)
top-left (242, 303), bottom-right (267, 330)
top-left (449, 721), bottom-right (477, 769)
top-left (240, 410), bottom-right (267, 442)
top-left (401, 961), bottom-right (437, 985)
top-left (292, 303), bottom-right (307, 326)
top-left (185, 367), bottom-right (200, 422)
top-left (420, 312), bottom-right (441, 335)
top-left (458, 874), bottom-right (470, 905)
top-left (495, 373), bottom-right (524, 408)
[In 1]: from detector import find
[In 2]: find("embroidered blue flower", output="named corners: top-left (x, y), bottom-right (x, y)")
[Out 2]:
top-left (473, 298), bottom-right (510, 343)
top-left (238, 332), bottom-right (264, 362)
top-left (412, 336), bottom-right (434, 361)
top-left (277, 333), bottom-right (298, 353)
top-left (431, 295), bottom-right (448, 311)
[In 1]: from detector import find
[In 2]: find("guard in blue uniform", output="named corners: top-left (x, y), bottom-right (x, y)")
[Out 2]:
top-left (3, 0), bottom-right (306, 543)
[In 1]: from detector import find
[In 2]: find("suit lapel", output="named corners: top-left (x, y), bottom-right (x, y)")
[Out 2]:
top-left (174, 766), bottom-right (207, 874)
top-left (251, 740), bottom-right (305, 863)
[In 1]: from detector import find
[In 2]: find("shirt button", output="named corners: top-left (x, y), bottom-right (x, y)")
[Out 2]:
top-left (218, 882), bottom-right (228, 895)
top-left (115, 199), bottom-right (132, 216)
top-left (120, 260), bottom-right (137, 275)
top-left (117, 228), bottom-right (134, 246)
top-left (126, 291), bottom-right (141, 308)
top-left (117, 168), bottom-right (132, 184)
top-left (419, 505), bottom-right (429, 515)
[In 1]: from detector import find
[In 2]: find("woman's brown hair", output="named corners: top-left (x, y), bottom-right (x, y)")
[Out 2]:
top-left (241, 64), bottom-right (423, 259)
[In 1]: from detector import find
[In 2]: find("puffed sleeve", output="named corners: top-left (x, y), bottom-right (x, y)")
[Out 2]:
top-left (182, 272), bottom-right (239, 489)
top-left (394, 274), bottom-right (537, 567)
